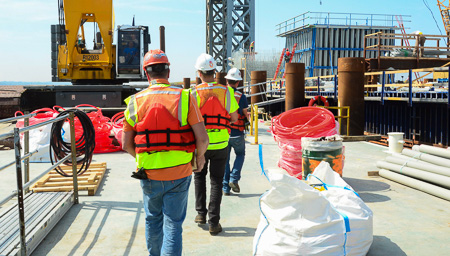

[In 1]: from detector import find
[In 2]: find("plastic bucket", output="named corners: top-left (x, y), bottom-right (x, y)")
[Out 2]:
top-left (387, 132), bottom-right (405, 153)
top-left (301, 136), bottom-right (344, 180)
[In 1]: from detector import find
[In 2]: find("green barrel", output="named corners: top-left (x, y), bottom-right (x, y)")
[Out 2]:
top-left (301, 137), bottom-right (344, 180)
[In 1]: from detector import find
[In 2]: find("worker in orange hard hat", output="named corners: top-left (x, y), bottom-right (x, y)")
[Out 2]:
top-left (285, 48), bottom-right (291, 63)
top-left (122, 49), bottom-right (209, 255)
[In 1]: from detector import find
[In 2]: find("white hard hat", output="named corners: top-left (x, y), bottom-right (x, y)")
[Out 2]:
top-left (195, 53), bottom-right (217, 71)
top-left (225, 67), bottom-right (242, 81)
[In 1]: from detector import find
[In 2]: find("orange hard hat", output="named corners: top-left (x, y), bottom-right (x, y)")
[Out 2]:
top-left (143, 49), bottom-right (170, 69)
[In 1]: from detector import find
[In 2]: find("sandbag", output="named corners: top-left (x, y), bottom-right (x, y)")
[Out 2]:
top-left (253, 162), bottom-right (373, 256)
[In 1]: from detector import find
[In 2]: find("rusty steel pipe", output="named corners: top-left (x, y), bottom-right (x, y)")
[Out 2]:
top-left (250, 71), bottom-right (267, 105)
top-left (216, 72), bottom-right (227, 85)
top-left (159, 26), bottom-right (165, 52)
top-left (183, 78), bottom-right (191, 89)
top-left (338, 57), bottom-right (365, 136)
top-left (196, 77), bottom-right (202, 85)
top-left (285, 63), bottom-right (305, 111)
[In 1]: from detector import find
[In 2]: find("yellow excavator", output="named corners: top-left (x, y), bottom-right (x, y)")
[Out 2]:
top-left (51, 0), bottom-right (150, 84)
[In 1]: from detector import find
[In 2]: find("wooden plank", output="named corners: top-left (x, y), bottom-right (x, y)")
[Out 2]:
top-left (368, 171), bottom-right (380, 177)
top-left (87, 173), bottom-right (98, 184)
top-left (38, 181), bottom-right (94, 187)
top-left (49, 168), bottom-right (106, 174)
top-left (57, 162), bottom-right (106, 170)
top-left (36, 176), bottom-right (50, 185)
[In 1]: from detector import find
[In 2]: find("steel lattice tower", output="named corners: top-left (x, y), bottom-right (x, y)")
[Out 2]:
top-left (206, 0), bottom-right (255, 71)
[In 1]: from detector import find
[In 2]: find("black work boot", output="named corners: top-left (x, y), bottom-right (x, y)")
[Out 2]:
top-left (209, 223), bottom-right (222, 235)
top-left (194, 214), bottom-right (206, 224)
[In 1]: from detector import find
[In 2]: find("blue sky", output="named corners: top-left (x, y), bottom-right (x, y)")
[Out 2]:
top-left (0, 0), bottom-right (445, 83)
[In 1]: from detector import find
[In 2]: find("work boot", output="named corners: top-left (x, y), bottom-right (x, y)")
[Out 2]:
top-left (209, 223), bottom-right (222, 235)
top-left (223, 190), bottom-right (231, 196)
top-left (229, 182), bottom-right (240, 193)
top-left (195, 214), bottom-right (206, 224)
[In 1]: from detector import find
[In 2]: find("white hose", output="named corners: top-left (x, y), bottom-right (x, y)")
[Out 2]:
top-left (376, 161), bottom-right (450, 189)
top-left (385, 156), bottom-right (450, 177)
top-left (379, 169), bottom-right (450, 201)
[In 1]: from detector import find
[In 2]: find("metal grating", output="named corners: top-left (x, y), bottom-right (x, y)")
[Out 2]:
top-left (0, 192), bottom-right (73, 255)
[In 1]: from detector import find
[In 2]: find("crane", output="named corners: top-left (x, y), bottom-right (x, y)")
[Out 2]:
top-left (437, 0), bottom-right (450, 43)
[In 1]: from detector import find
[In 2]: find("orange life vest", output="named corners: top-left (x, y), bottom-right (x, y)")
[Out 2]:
top-left (192, 82), bottom-right (232, 133)
top-left (130, 85), bottom-right (196, 154)
top-left (230, 90), bottom-right (246, 131)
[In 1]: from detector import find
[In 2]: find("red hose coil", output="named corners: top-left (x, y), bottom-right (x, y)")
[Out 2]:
top-left (271, 107), bottom-right (337, 178)
top-left (111, 111), bottom-right (125, 147)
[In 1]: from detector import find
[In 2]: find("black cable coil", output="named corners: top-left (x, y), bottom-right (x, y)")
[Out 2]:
top-left (50, 109), bottom-right (96, 177)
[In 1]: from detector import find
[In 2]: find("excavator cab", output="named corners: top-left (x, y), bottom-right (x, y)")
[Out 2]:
top-left (116, 25), bottom-right (150, 80)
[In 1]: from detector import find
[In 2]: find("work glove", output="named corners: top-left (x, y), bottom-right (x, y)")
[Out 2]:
top-left (131, 168), bottom-right (148, 180)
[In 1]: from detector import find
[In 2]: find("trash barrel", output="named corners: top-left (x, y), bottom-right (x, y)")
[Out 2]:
top-left (301, 136), bottom-right (344, 180)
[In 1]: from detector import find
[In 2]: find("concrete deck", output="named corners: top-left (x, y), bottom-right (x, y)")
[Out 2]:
top-left (1, 123), bottom-right (449, 255)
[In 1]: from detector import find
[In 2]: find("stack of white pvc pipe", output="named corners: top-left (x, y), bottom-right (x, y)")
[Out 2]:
top-left (376, 144), bottom-right (450, 201)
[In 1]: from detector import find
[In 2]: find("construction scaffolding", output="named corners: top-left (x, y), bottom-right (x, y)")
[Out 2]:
top-left (277, 12), bottom-right (409, 77)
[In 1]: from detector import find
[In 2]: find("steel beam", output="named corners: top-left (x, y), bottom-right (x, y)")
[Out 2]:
top-left (206, 0), bottom-right (255, 71)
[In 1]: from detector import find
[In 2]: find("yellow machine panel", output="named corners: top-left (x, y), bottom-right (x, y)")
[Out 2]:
top-left (57, 0), bottom-right (115, 82)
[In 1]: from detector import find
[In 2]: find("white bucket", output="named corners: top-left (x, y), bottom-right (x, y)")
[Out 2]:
top-left (387, 132), bottom-right (405, 153)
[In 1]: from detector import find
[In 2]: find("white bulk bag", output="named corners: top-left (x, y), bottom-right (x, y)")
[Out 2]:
top-left (21, 122), bottom-right (53, 163)
top-left (253, 162), bottom-right (373, 256)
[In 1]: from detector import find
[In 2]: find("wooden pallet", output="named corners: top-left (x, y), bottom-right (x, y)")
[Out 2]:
top-left (31, 162), bottom-right (107, 196)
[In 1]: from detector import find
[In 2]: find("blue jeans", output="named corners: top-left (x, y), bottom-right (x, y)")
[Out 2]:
top-left (223, 135), bottom-right (246, 193)
top-left (141, 175), bottom-right (191, 256)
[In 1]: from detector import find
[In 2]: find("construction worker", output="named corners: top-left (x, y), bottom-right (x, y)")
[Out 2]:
top-left (413, 31), bottom-right (426, 57)
top-left (122, 49), bottom-right (209, 256)
top-left (191, 53), bottom-right (239, 235)
top-left (222, 68), bottom-right (248, 196)
top-left (285, 48), bottom-right (291, 63)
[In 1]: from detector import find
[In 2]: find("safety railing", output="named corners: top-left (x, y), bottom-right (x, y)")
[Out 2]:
top-left (248, 104), bottom-right (259, 145)
top-left (238, 79), bottom-right (286, 107)
top-left (317, 106), bottom-right (350, 136)
top-left (365, 67), bottom-right (450, 106)
top-left (0, 112), bottom-right (79, 256)
top-left (277, 12), bottom-right (409, 35)
top-left (364, 32), bottom-right (450, 59)
top-left (237, 66), bottom-right (449, 108)
top-left (305, 75), bottom-right (338, 100)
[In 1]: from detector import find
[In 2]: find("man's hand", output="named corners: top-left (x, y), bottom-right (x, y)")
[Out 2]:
top-left (195, 154), bottom-right (205, 172)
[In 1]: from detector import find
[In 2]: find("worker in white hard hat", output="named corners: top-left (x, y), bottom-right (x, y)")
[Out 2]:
top-left (413, 30), bottom-right (426, 57)
top-left (191, 53), bottom-right (239, 235)
top-left (222, 68), bottom-right (248, 196)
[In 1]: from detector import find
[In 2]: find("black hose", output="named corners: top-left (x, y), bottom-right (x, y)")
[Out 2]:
top-left (50, 109), bottom-right (95, 177)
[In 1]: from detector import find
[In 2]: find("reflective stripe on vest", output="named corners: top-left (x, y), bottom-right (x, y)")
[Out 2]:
top-left (230, 90), bottom-right (246, 131)
top-left (193, 82), bottom-right (231, 113)
top-left (124, 95), bottom-right (138, 127)
top-left (137, 150), bottom-right (193, 170)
